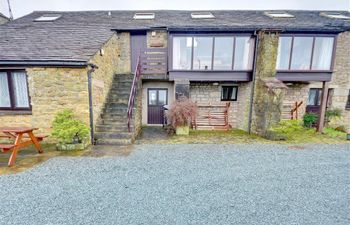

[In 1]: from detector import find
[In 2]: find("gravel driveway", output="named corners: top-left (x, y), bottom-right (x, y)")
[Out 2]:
top-left (0, 144), bottom-right (349, 225)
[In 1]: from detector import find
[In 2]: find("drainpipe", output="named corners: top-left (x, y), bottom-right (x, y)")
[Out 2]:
top-left (248, 31), bottom-right (260, 134)
top-left (87, 63), bottom-right (98, 144)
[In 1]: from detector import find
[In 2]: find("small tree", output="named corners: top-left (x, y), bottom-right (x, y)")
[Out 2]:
top-left (52, 109), bottom-right (90, 144)
top-left (166, 97), bottom-right (197, 129)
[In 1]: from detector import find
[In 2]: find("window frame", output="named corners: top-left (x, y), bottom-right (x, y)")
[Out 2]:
top-left (277, 34), bottom-right (337, 73)
top-left (220, 85), bottom-right (238, 101)
top-left (0, 70), bottom-right (31, 111)
top-left (170, 33), bottom-right (255, 72)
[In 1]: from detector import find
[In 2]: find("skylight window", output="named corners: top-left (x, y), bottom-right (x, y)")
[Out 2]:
top-left (264, 12), bottom-right (295, 18)
top-left (34, 14), bottom-right (61, 22)
top-left (133, 13), bottom-right (155, 20)
top-left (191, 12), bottom-right (215, 19)
top-left (320, 12), bottom-right (350, 20)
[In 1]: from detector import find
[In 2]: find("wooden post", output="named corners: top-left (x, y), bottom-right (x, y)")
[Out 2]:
top-left (317, 81), bottom-right (329, 133)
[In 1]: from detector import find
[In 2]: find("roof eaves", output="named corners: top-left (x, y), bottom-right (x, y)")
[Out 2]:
top-left (0, 60), bottom-right (88, 67)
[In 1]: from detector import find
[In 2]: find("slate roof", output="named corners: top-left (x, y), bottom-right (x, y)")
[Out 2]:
top-left (0, 10), bottom-right (349, 65)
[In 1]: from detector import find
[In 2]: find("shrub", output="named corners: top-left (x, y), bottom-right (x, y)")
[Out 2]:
top-left (166, 97), bottom-right (197, 128)
top-left (52, 109), bottom-right (90, 144)
top-left (326, 108), bottom-right (342, 120)
top-left (303, 113), bottom-right (318, 128)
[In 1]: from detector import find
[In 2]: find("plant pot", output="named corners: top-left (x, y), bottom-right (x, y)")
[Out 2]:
top-left (56, 138), bottom-right (89, 151)
top-left (176, 126), bottom-right (190, 135)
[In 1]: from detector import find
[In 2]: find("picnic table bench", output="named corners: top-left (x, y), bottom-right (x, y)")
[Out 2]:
top-left (0, 127), bottom-right (47, 166)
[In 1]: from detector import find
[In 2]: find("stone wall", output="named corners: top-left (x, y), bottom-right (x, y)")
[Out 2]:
top-left (251, 32), bottom-right (285, 136)
top-left (89, 34), bottom-right (119, 125)
top-left (116, 32), bottom-right (131, 74)
top-left (147, 30), bottom-right (167, 48)
top-left (0, 67), bottom-right (90, 142)
top-left (331, 31), bottom-right (350, 126)
top-left (190, 82), bottom-right (251, 131)
top-left (0, 16), bottom-right (8, 25)
top-left (281, 84), bottom-right (309, 120)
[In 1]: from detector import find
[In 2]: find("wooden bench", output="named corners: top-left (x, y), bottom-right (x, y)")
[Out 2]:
top-left (0, 144), bottom-right (16, 153)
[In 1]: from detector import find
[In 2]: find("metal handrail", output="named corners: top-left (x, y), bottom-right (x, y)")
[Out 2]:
top-left (127, 55), bottom-right (141, 132)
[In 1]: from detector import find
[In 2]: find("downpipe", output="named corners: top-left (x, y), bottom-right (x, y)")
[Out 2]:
top-left (248, 31), bottom-right (260, 134)
top-left (87, 63), bottom-right (98, 145)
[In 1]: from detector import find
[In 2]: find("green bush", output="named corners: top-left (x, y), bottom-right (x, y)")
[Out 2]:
top-left (323, 127), bottom-right (346, 138)
top-left (52, 109), bottom-right (90, 144)
top-left (303, 113), bottom-right (318, 128)
top-left (269, 120), bottom-right (304, 133)
top-left (326, 108), bottom-right (342, 120)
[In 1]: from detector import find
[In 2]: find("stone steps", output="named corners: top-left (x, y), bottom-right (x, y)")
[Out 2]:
top-left (94, 74), bottom-right (136, 145)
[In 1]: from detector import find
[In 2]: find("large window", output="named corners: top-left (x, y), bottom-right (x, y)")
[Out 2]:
top-left (0, 71), bottom-right (30, 110)
top-left (172, 35), bottom-right (254, 71)
top-left (277, 36), bottom-right (335, 71)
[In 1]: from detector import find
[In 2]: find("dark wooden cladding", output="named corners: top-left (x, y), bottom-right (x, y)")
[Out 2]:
top-left (276, 72), bottom-right (332, 82)
top-left (140, 48), bottom-right (167, 75)
top-left (169, 71), bottom-right (251, 81)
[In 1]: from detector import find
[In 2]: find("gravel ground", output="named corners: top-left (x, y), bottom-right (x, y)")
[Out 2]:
top-left (0, 144), bottom-right (349, 225)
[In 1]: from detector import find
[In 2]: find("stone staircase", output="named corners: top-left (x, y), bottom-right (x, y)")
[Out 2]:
top-left (94, 74), bottom-right (137, 145)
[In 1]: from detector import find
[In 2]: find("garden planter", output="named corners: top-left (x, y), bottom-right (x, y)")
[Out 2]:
top-left (56, 139), bottom-right (89, 151)
top-left (176, 126), bottom-right (190, 135)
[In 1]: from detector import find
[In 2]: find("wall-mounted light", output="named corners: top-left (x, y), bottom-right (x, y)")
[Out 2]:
top-left (100, 49), bottom-right (104, 56)
top-left (151, 31), bottom-right (156, 37)
top-left (213, 82), bottom-right (219, 86)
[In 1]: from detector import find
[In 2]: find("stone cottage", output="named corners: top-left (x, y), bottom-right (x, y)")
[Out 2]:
top-left (0, 10), bottom-right (349, 144)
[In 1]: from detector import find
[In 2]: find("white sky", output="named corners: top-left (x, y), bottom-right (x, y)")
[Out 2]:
top-left (1, 0), bottom-right (349, 18)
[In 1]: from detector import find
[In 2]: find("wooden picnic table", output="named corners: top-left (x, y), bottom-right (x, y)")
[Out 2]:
top-left (0, 127), bottom-right (46, 166)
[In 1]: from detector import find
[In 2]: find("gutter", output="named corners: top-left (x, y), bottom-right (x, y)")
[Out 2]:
top-left (87, 63), bottom-right (98, 145)
top-left (247, 31), bottom-right (260, 134)
top-left (0, 60), bottom-right (88, 67)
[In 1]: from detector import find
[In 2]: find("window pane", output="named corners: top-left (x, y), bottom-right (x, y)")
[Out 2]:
top-left (0, 72), bottom-right (11, 107)
top-left (290, 37), bottom-right (313, 70)
top-left (312, 37), bottom-right (334, 70)
top-left (276, 37), bottom-right (292, 70)
top-left (221, 86), bottom-right (237, 101)
top-left (213, 37), bottom-right (234, 70)
top-left (172, 37), bottom-right (192, 70)
top-left (307, 89), bottom-right (317, 106)
top-left (12, 72), bottom-right (29, 108)
top-left (193, 37), bottom-right (213, 70)
top-left (148, 90), bottom-right (157, 105)
top-left (234, 37), bottom-right (253, 70)
top-left (158, 90), bottom-right (167, 105)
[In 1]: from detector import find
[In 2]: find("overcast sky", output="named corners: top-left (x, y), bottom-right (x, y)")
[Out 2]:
top-left (1, 0), bottom-right (349, 18)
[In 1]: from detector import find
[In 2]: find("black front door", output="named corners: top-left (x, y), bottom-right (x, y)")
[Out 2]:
top-left (148, 89), bottom-right (168, 124)
top-left (306, 88), bottom-right (332, 114)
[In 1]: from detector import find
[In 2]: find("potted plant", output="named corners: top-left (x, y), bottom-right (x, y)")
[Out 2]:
top-left (166, 97), bottom-right (197, 135)
top-left (52, 109), bottom-right (90, 151)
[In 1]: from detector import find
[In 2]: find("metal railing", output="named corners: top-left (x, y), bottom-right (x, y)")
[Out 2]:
top-left (127, 55), bottom-right (141, 132)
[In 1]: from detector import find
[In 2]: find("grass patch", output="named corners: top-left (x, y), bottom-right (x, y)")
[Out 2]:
top-left (323, 127), bottom-right (347, 139)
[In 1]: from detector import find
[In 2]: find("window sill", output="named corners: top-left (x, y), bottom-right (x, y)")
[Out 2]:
top-left (0, 110), bottom-right (32, 116)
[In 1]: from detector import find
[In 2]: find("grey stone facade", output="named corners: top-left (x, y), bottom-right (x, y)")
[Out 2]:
top-left (190, 82), bottom-right (251, 131)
